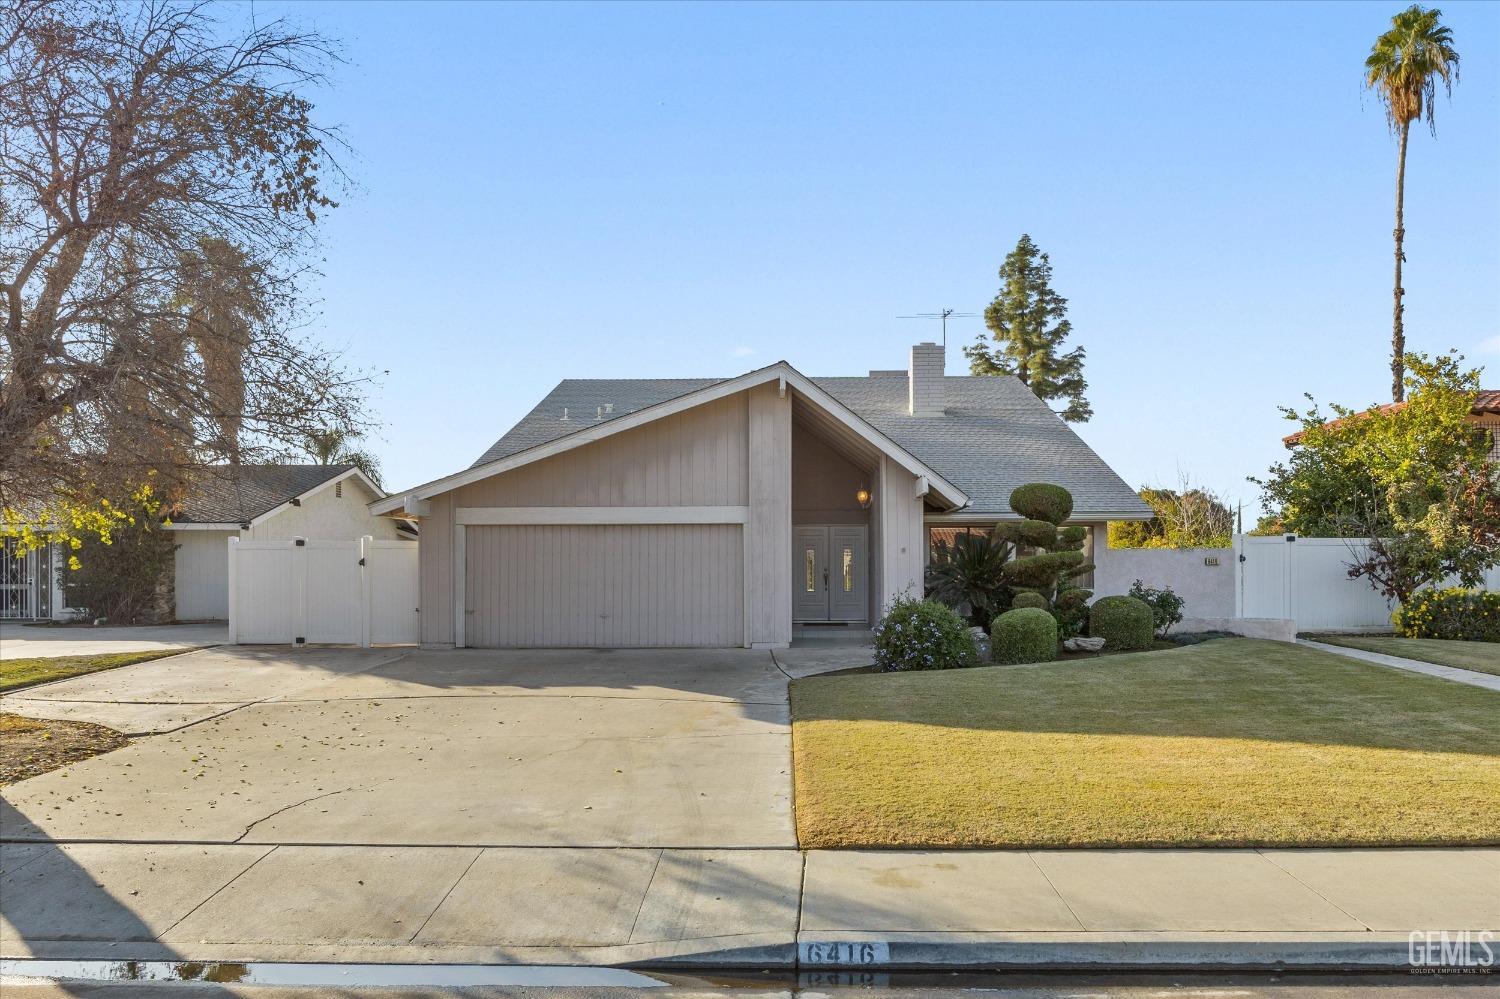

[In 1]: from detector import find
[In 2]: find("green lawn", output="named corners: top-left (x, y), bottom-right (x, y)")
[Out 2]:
top-left (790, 638), bottom-right (1500, 849)
top-left (0, 649), bottom-right (191, 693)
top-left (1305, 634), bottom-right (1500, 677)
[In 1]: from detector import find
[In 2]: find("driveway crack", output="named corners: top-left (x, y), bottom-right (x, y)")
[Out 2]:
top-left (233, 778), bottom-right (393, 843)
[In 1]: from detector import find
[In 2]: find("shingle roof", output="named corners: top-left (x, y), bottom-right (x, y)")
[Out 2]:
top-left (471, 372), bottom-right (1150, 519)
top-left (1282, 388), bottom-right (1500, 445)
top-left (171, 465), bottom-right (356, 524)
top-left (1475, 390), bottom-right (1500, 414)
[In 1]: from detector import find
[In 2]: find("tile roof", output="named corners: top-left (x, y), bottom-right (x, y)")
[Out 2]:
top-left (170, 465), bottom-right (356, 524)
top-left (1282, 389), bottom-right (1499, 445)
top-left (471, 372), bottom-right (1150, 519)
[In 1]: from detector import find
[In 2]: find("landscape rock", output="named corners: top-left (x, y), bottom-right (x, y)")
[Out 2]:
top-left (1063, 637), bottom-right (1106, 653)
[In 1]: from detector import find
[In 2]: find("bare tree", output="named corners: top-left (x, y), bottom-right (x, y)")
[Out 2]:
top-left (0, 0), bottom-right (367, 518)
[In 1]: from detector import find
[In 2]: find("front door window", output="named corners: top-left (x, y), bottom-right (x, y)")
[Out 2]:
top-left (793, 525), bottom-right (867, 623)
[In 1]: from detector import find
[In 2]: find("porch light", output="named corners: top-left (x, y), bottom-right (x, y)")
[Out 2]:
top-left (855, 488), bottom-right (871, 509)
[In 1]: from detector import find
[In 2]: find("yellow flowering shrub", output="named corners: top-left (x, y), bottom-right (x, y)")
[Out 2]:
top-left (1393, 587), bottom-right (1500, 642)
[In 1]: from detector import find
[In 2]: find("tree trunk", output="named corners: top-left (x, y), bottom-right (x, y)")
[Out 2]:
top-left (1390, 120), bottom-right (1410, 403)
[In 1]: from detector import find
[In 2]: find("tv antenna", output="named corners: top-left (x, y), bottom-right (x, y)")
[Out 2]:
top-left (897, 309), bottom-right (977, 348)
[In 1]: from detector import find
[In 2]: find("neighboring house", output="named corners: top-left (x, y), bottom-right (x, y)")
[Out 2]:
top-left (371, 343), bottom-right (1152, 649)
top-left (168, 464), bottom-right (414, 620)
top-left (1283, 389), bottom-right (1500, 461)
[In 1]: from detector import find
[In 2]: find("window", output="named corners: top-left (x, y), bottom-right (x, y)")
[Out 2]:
top-left (805, 549), bottom-right (816, 592)
top-left (842, 548), bottom-right (854, 592)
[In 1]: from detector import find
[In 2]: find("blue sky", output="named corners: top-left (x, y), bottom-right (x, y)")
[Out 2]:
top-left (266, 1), bottom-right (1498, 516)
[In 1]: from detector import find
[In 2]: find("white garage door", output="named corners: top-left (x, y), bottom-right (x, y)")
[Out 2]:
top-left (464, 524), bottom-right (744, 647)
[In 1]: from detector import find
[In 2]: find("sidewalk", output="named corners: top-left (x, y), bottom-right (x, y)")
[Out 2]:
top-left (1298, 639), bottom-right (1500, 692)
top-left (3, 843), bottom-right (1495, 970)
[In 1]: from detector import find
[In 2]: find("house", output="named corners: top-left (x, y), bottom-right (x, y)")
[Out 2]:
top-left (167, 464), bottom-right (414, 620)
top-left (0, 464), bottom-right (413, 623)
top-left (1282, 389), bottom-right (1500, 459)
top-left (371, 343), bottom-right (1152, 649)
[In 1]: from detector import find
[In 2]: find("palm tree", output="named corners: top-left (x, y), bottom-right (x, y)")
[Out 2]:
top-left (1365, 5), bottom-right (1459, 403)
top-left (303, 427), bottom-right (383, 488)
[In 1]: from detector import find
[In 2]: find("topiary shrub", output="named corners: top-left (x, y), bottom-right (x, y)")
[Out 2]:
top-left (1010, 591), bottom-right (1049, 611)
top-left (1127, 579), bottom-right (1186, 637)
top-left (872, 594), bottom-right (980, 671)
top-left (1088, 595), bottom-right (1154, 651)
top-left (1009, 483), bottom-right (1073, 525)
top-left (990, 608), bottom-right (1057, 664)
top-left (1393, 587), bottom-right (1500, 641)
top-left (991, 484), bottom-right (1093, 638)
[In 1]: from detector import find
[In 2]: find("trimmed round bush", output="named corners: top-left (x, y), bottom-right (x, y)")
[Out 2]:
top-left (991, 608), bottom-right (1058, 664)
top-left (1010, 591), bottom-right (1049, 611)
top-left (1009, 483), bottom-right (1073, 525)
top-left (1088, 595), bottom-right (1154, 651)
top-left (1393, 587), bottom-right (1500, 641)
top-left (873, 595), bottom-right (980, 672)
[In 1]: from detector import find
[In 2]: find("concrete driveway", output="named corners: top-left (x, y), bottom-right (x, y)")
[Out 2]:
top-left (0, 621), bottom-right (227, 660)
top-left (2, 644), bottom-right (803, 965)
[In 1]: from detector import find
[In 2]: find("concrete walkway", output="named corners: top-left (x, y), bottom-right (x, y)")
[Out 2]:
top-left (0, 622), bottom-right (227, 660)
top-left (1299, 638), bottom-right (1500, 692)
top-left (3, 841), bottom-right (1495, 968)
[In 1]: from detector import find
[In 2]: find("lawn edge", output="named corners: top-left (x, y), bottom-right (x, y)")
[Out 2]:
top-left (0, 645), bottom-right (212, 694)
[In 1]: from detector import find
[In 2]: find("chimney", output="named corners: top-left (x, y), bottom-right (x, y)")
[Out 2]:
top-left (908, 342), bottom-right (945, 417)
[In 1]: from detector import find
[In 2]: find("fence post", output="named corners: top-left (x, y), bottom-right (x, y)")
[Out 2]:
top-left (227, 537), bottom-right (239, 644)
top-left (291, 537), bottom-right (308, 646)
top-left (360, 535), bottom-right (373, 649)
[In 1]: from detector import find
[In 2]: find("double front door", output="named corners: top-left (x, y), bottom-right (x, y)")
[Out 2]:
top-left (793, 525), bottom-right (868, 622)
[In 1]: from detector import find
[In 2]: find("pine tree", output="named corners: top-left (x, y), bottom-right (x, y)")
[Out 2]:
top-left (965, 235), bottom-right (1091, 422)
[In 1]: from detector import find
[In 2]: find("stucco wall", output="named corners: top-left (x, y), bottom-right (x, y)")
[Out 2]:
top-left (1092, 539), bottom-right (1236, 620)
top-left (174, 530), bottom-right (234, 620)
top-left (246, 476), bottom-right (405, 541)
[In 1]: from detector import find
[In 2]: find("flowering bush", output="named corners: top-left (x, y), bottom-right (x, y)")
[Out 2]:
top-left (1392, 588), bottom-right (1500, 642)
top-left (872, 594), bottom-right (979, 672)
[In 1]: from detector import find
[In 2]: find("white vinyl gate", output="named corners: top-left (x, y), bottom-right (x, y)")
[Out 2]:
top-left (1235, 534), bottom-right (1500, 632)
top-left (229, 536), bottom-right (419, 646)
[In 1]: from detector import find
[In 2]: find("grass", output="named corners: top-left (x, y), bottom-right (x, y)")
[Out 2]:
top-left (1304, 634), bottom-right (1500, 677)
top-left (0, 648), bottom-right (190, 693)
top-left (0, 713), bottom-right (128, 785)
top-left (790, 638), bottom-right (1500, 849)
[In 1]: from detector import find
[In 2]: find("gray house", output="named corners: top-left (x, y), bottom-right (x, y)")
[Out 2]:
top-left (372, 344), bottom-right (1151, 649)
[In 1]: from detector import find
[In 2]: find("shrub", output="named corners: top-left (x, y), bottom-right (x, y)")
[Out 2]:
top-left (872, 594), bottom-right (980, 671)
top-left (1009, 483), bottom-right (1073, 524)
top-left (1393, 588), bottom-right (1500, 642)
top-left (992, 484), bottom-right (1093, 639)
top-left (991, 608), bottom-right (1057, 664)
top-left (1088, 595), bottom-right (1154, 651)
top-left (925, 532), bottom-right (1014, 628)
top-left (1127, 579), bottom-right (1186, 637)
top-left (1010, 591), bottom-right (1049, 611)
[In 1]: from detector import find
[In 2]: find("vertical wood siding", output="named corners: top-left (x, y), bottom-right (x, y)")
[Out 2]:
top-left (454, 395), bottom-right (748, 507)
top-left (875, 455), bottom-right (924, 611)
top-left (419, 492), bottom-right (454, 645)
top-left (463, 524), bottom-right (743, 647)
top-left (747, 383), bottom-right (792, 646)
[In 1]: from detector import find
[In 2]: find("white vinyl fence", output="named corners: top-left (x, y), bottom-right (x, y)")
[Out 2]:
top-left (1235, 534), bottom-right (1500, 632)
top-left (229, 536), bottom-right (419, 646)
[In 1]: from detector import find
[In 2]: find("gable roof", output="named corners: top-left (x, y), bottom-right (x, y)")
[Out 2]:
top-left (169, 464), bottom-right (376, 526)
top-left (372, 363), bottom-right (970, 515)
top-left (384, 364), bottom-right (1148, 521)
top-left (471, 372), bottom-right (1146, 518)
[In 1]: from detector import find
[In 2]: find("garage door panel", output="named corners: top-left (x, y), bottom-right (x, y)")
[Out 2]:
top-left (465, 525), bottom-right (743, 647)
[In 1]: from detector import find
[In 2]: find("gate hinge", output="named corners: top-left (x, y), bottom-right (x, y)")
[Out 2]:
top-left (358, 557), bottom-right (366, 566)
top-left (295, 636), bottom-right (305, 644)
top-left (294, 539), bottom-right (306, 547)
